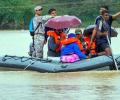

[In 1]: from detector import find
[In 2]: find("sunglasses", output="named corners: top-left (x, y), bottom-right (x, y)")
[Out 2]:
top-left (36, 8), bottom-right (43, 11)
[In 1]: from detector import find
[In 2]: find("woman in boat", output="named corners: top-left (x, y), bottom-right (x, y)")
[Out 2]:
top-left (47, 29), bottom-right (66, 57)
top-left (60, 33), bottom-right (87, 63)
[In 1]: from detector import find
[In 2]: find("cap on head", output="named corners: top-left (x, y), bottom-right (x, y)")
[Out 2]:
top-left (75, 28), bottom-right (82, 35)
top-left (34, 6), bottom-right (43, 11)
top-left (68, 33), bottom-right (76, 38)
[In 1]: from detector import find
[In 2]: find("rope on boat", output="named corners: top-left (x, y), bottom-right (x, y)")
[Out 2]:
top-left (2, 55), bottom-right (20, 61)
top-left (106, 55), bottom-right (120, 65)
top-left (24, 60), bottom-right (36, 70)
top-left (115, 56), bottom-right (120, 65)
top-left (2, 55), bottom-right (52, 63)
top-left (115, 56), bottom-right (120, 60)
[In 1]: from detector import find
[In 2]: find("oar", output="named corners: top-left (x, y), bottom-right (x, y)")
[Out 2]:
top-left (106, 34), bottom-right (118, 70)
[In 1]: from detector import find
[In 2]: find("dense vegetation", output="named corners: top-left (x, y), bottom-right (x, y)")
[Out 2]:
top-left (0, 0), bottom-right (120, 29)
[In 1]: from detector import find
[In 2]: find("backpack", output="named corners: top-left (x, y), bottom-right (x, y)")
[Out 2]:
top-left (29, 18), bottom-right (42, 36)
top-left (29, 18), bottom-right (34, 36)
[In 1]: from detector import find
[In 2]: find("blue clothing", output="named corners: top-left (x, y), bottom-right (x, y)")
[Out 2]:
top-left (95, 15), bottom-right (113, 45)
top-left (61, 43), bottom-right (87, 59)
top-left (29, 18), bottom-right (34, 33)
top-left (95, 15), bottom-right (113, 30)
top-left (68, 33), bottom-right (76, 38)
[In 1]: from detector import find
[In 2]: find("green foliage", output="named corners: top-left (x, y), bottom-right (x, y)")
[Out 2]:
top-left (0, 0), bottom-right (33, 29)
top-left (0, 0), bottom-right (120, 29)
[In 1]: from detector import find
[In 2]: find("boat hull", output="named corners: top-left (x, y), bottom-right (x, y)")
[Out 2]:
top-left (0, 55), bottom-right (120, 72)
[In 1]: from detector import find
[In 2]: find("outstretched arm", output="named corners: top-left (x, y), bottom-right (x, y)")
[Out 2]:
top-left (112, 12), bottom-right (120, 20)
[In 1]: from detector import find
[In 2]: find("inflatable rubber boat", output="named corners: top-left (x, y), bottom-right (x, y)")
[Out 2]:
top-left (0, 55), bottom-right (120, 72)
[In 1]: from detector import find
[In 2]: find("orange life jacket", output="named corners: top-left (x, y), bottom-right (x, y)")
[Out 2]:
top-left (61, 37), bottom-right (84, 52)
top-left (84, 37), bottom-right (96, 55)
top-left (47, 31), bottom-right (66, 52)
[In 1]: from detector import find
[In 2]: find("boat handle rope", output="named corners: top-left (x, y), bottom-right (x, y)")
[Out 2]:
top-left (106, 55), bottom-right (119, 64)
top-left (2, 55), bottom-right (32, 62)
top-left (115, 56), bottom-right (120, 61)
top-left (61, 65), bottom-right (68, 68)
top-left (115, 56), bottom-right (120, 65)
top-left (23, 59), bottom-right (52, 70)
top-left (2, 55), bottom-right (20, 61)
top-left (2, 55), bottom-right (52, 63)
top-left (24, 60), bottom-right (36, 70)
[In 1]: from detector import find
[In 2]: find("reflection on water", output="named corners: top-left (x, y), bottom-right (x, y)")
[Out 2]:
top-left (0, 71), bottom-right (120, 100)
top-left (0, 30), bottom-right (120, 100)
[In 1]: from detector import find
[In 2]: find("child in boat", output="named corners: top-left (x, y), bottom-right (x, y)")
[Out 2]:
top-left (75, 28), bottom-right (96, 57)
top-left (60, 33), bottom-right (87, 63)
top-left (75, 28), bottom-right (88, 53)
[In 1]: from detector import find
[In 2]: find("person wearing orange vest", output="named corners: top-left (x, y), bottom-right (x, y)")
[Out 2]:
top-left (47, 29), bottom-right (66, 57)
top-left (75, 29), bottom-right (87, 53)
top-left (61, 33), bottom-right (87, 63)
top-left (75, 28), bottom-right (96, 57)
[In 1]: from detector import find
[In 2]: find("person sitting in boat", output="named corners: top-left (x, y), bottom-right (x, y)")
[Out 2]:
top-left (75, 28), bottom-right (87, 54)
top-left (60, 33), bottom-right (87, 63)
top-left (75, 28), bottom-right (96, 57)
top-left (47, 29), bottom-right (66, 57)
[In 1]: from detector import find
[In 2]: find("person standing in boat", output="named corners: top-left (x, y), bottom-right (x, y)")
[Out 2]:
top-left (90, 6), bottom-right (120, 56)
top-left (29, 6), bottom-right (55, 58)
top-left (44, 8), bottom-right (57, 43)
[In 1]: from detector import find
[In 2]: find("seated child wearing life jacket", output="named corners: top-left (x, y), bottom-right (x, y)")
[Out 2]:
top-left (60, 33), bottom-right (87, 63)
top-left (75, 28), bottom-right (96, 57)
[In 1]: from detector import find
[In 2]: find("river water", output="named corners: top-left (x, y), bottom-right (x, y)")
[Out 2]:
top-left (0, 29), bottom-right (120, 100)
